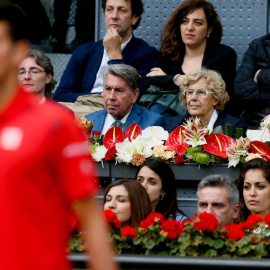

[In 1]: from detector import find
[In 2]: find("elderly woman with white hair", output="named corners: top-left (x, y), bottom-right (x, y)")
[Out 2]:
top-left (167, 68), bottom-right (247, 137)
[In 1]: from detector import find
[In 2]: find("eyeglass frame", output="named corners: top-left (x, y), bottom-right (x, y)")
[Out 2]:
top-left (183, 88), bottom-right (215, 97)
top-left (17, 68), bottom-right (46, 78)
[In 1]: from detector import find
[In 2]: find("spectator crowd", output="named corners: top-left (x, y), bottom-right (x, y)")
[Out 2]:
top-left (2, 0), bottom-right (270, 268)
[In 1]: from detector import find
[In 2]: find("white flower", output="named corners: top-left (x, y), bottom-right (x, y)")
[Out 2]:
top-left (142, 126), bottom-right (169, 142)
top-left (115, 138), bottom-right (134, 163)
top-left (246, 129), bottom-right (266, 142)
top-left (91, 145), bottom-right (108, 162)
top-left (245, 153), bottom-right (263, 162)
top-left (226, 138), bottom-right (250, 168)
top-left (132, 136), bottom-right (154, 158)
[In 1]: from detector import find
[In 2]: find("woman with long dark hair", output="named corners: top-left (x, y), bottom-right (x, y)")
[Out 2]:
top-left (104, 179), bottom-right (152, 229)
top-left (136, 159), bottom-right (188, 222)
top-left (236, 158), bottom-right (270, 228)
top-left (144, 0), bottom-right (237, 116)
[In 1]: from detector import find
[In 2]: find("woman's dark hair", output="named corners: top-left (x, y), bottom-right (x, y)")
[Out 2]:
top-left (29, 50), bottom-right (57, 98)
top-left (136, 159), bottom-right (186, 220)
top-left (236, 158), bottom-right (270, 222)
top-left (103, 179), bottom-right (152, 229)
top-left (160, 0), bottom-right (222, 62)
top-left (102, 0), bottom-right (144, 30)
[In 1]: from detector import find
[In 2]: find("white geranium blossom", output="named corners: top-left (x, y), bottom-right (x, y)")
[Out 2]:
top-left (91, 145), bottom-right (108, 162)
top-left (115, 138), bottom-right (134, 163)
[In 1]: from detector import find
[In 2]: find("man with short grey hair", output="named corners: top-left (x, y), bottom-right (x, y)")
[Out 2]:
top-left (86, 64), bottom-right (166, 135)
top-left (197, 174), bottom-right (240, 226)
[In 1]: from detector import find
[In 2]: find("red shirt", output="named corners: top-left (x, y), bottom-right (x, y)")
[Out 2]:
top-left (0, 88), bottom-right (99, 269)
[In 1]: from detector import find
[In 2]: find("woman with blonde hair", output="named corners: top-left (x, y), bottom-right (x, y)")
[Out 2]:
top-left (167, 68), bottom-right (247, 137)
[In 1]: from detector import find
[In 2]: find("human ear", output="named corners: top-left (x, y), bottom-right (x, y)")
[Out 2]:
top-left (232, 204), bottom-right (240, 219)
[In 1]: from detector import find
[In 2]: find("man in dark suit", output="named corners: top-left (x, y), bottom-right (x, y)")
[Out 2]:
top-left (86, 64), bottom-right (167, 135)
top-left (53, 0), bottom-right (159, 104)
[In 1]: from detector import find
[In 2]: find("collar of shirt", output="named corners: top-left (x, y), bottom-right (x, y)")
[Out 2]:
top-left (207, 109), bottom-right (219, 133)
top-left (101, 107), bottom-right (132, 135)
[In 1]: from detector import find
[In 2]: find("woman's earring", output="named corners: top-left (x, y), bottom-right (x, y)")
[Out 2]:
top-left (161, 195), bottom-right (165, 201)
top-left (207, 35), bottom-right (210, 38)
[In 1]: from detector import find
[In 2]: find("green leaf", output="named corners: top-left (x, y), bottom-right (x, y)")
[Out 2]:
top-left (225, 124), bottom-right (233, 138)
top-left (205, 249), bottom-right (218, 257)
top-left (212, 125), bottom-right (224, 134)
top-left (236, 128), bottom-right (243, 139)
top-left (213, 239), bottom-right (224, 249)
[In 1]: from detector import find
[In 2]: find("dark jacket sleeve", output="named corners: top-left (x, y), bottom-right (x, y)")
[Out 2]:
top-left (143, 54), bottom-right (182, 91)
top-left (234, 37), bottom-right (270, 101)
top-left (53, 42), bottom-right (101, 102)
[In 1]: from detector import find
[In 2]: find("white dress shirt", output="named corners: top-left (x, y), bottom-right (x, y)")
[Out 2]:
top-left (91, 35), bottom-right (133, 94)
top-left (101, 109), bottom-right (131, 135)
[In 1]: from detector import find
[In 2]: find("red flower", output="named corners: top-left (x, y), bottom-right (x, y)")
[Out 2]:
top-left (250, 141), bottom-right (270, 161)
top-left (146, 213), bottom-right (164, 224)
top-left (124, 123), bottom-right (142, 141)
top-left (165, 126), bottom-right (189, 155)
top-left (203, 133), bottom-right (236, 159)
top-left (139, 213), bottom-right (164, 230)
top-left (264, 211), bottom-right (270, 227)
top-left (102, 209), bottom-right (121, 230)
top-left (161, 220), bottom-right (183, 240)
top-left (244, 214), bottom-right (263, 230)
top-left (103, 126), bottom-right (125, 149)
top-left (92, 131), bottom-right (101, 136)
top-left (121, 226), bottom-right (138, 238)
top-left (139, 218), bottom-right (155, 230)
top-left (104, 147), bottom-right (116, 160)
top-left (174, 155), bottom-right (186, 164)
top-left (193, 212), bottom-right (219, 232)
top-left (223, 223), bottom-right (245, 241)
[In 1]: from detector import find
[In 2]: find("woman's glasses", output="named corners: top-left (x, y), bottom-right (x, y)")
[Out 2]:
top-left (18, 68), bottom-right (46, 78)
top-left (183, 89), bottom-right (214, 97)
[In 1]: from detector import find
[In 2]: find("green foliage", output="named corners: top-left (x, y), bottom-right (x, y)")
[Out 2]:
top-left (235, 128), bottom-right (243, 139)
top-left (212, 125), bottom-right (224, 134)
top-left (225, 124), bottom-right (233, 138)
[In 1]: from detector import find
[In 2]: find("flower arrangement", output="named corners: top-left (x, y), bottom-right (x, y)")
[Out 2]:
top-left (68, 210), bottom-right (270, 258)
top-left (76, 116), bottom-right (270, 167)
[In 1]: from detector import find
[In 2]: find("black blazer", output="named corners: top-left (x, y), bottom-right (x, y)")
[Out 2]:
top-left (143, 43), bottom-right (237, 115)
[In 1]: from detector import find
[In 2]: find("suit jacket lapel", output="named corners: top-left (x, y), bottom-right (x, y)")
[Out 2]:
top-left (124, 104), bottom-right (142, 131)
top-left (93, 110), bottom-right (107, 132)
top-left (86, 40), bottom-right (104, 90)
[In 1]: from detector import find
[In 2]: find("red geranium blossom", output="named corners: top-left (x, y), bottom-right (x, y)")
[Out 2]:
top-left (193, 212), bottom-right (219, 232)
top-left (244, 214), bottom-right (263, 230)
top-left (161, 219), bottom-right (183, 240)
top-left (139, 213), bottom-right (164, 230)
top-left (121, 226), bottom-right (138, 238)
top-left (264, 211), bottom-right (270, 227)
top-left (139, 218), bottom-right (155, 230)
top-left (223, 223), bottom-right (245, 241)
top-left (102, 209), bottom-right (121, 230)
top-left (146, 213), bottom-right (164, 225)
